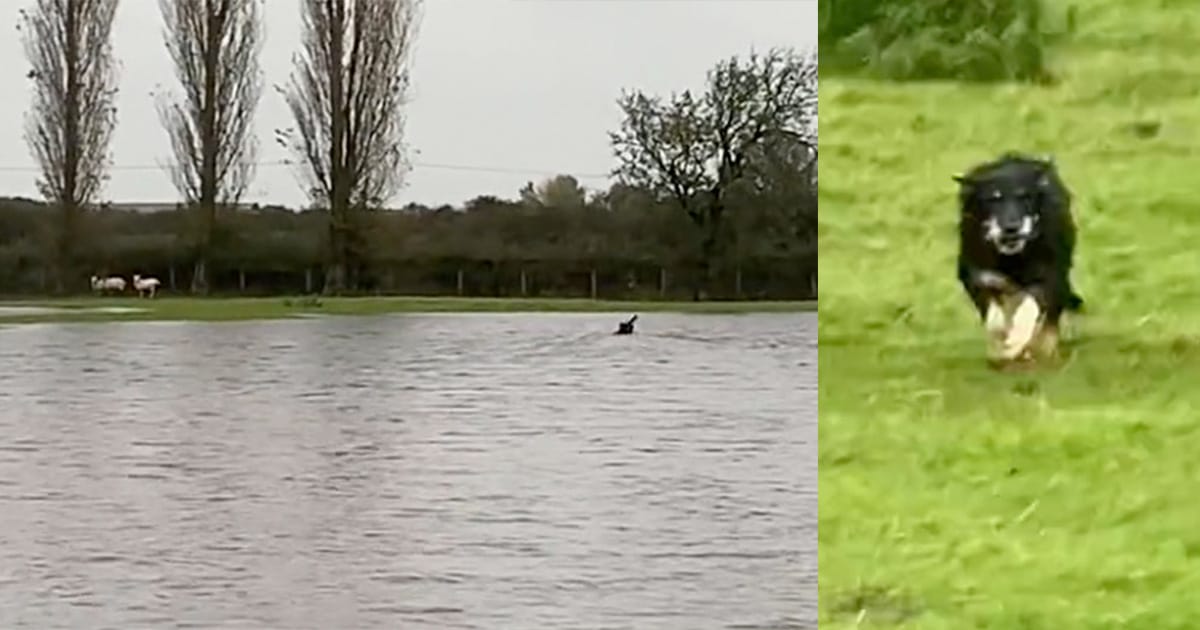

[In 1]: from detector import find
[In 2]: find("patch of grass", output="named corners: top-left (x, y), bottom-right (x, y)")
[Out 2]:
top-left (0, 295), bottom-right (813, 324)
top-left (819, 0), bottom-right (1200, 627)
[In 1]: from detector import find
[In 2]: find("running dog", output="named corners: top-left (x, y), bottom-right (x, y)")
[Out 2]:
top-left (954, 153), bottom-right (1083, 365)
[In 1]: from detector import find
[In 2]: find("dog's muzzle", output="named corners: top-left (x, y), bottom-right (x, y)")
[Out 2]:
top-left (985, 216), bottom-right (1035, 255)
top-left (996, 233), bottom-right (1027, 255)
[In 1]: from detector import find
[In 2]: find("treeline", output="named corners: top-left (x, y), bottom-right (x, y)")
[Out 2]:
top-left (0, 174), bottom-right (816, 300)
top-left (819, 0), bottom-right (1075, 82)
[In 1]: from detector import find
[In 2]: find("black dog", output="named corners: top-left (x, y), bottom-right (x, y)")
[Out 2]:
top-left (954, 153), bottom-right (1083, 363)
top-left (615, 315), bottom-right (638, 335)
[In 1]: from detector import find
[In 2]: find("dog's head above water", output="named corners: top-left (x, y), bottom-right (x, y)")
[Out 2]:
top-left (954, 153), bottom-right (1064, 256)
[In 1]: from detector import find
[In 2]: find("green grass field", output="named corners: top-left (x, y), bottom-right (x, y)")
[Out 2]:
top-left (0, 295), bottom-right (813, 324)
top-left (819, 1), bottom-right (1200, 628)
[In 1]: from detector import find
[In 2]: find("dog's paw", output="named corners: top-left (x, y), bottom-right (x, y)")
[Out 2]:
top-left (1001, 341), bottom-right (1036, 361)
top-left (1005, 295), bottom-right (1041, 350)
top-left (979, 291), bottom-right (1050, 367)
top-left (984, 301), bottom-right (1008, 336)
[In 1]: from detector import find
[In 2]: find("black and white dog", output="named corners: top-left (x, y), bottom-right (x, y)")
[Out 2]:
top-left (954, 153), bottom-right (1084, 364)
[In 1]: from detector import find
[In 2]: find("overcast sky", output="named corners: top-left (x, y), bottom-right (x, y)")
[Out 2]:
top-left (0, 0), bottom-right (815, 209)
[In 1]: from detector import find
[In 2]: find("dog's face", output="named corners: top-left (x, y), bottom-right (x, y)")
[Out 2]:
top-left (955, 160), bottom-right (1053, 256)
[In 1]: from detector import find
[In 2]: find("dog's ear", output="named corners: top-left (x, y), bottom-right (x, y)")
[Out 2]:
top-left (952, 174), bottom-right (972, 187)
top-left (1036, 158), bottom-right (1055, 190)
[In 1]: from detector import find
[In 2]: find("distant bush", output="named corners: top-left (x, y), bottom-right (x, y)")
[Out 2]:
top-left (819, 0), bottom-right (1075, 83)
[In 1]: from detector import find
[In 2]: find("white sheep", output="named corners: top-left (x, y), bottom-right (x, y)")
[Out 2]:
top-left (132, 274), bottom-right (162, 298)
top-left (90, 275), bottom-right (127, 295)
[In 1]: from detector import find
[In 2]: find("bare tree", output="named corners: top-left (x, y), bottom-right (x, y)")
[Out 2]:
top-left (744, 127), bottom-right (818, 252)
top-left (157, 0), bottom-right (263, 294)
top-left (278, 0), bottom-right (422, 294)
top-left (19, 0), bottom-right (120, 294)
top-left (610, 47), bottom-right (817, 299)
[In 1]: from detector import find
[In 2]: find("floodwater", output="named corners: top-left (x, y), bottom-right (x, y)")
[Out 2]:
top-left (0, 306), bottom-right (149, 317)
top-left (0, 312), bottom-right (815, 629)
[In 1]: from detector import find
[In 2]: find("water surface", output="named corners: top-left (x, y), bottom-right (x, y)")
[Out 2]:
top-left (0, 312), bottom-right (815, 629)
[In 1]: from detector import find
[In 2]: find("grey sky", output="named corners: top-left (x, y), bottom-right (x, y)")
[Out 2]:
top-left (0, 0), bottom-right (816, 209)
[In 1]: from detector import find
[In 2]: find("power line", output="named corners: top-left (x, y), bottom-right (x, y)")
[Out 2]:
top-left (415, 160), bottom-right (610, 179)
top-left (0, 158), bottom-right (612, 180)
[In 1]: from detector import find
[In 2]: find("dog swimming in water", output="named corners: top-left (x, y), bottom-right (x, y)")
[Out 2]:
top-left (614, 315), bottom-right (638, 335)
top-left (954, 153), bottom-right (1084, 366)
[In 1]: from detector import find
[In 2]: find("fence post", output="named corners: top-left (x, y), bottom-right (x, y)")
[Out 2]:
top-left (238, 269), bottom-right (246, 292)
top-left (169, 266), bottom-right (177, 291)
top-left (735, 266), bottom-right (743, 298)
top-left (659, 267), bottom-right (667, 298)
top-left (590, 269), bottom-right (598, 300)
top-left (520, 268), bottom-right (528, 296)
top-left (305, 268), bottom-right (313, 293)
top-left (456, 268), bottom-right (464, 296)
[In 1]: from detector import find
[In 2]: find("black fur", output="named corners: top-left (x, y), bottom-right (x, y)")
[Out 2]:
top-left (954, 153), bottom-right (1083, 327)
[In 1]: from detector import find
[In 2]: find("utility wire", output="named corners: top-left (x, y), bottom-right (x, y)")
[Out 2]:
top-left (0, 158), bottom-right (612, 180)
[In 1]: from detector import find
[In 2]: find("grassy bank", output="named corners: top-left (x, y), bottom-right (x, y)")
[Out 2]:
top-left (819, 0), bottom-right (1200, 628)
top-left (0, 295), bottom-right (813, 324)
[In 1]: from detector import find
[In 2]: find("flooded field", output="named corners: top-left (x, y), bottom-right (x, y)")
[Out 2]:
top-left (0, 312), bottom-right (815, 629)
